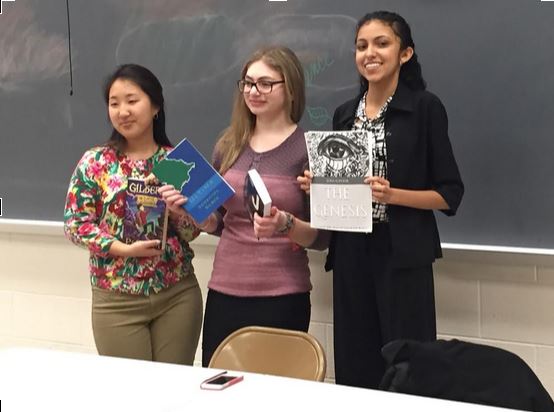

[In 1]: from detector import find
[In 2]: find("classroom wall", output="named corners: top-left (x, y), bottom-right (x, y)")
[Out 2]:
top-left (1, 223), bottom-right (553, 395)
top-left (5, 0), bottom-right (554, 251)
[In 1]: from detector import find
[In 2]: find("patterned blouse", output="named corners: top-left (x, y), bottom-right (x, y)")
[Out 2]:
top-left (353, 92), bottom-right (392, 223)
top-left (64, 145), bottom-right (199, 295)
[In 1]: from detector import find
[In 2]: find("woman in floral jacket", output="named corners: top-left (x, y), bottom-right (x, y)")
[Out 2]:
top-left (64, 64), bottom-right (202, 364)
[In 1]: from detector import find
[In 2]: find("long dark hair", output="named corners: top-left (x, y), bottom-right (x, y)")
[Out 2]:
top-left (103, 63), bottom-right (172, 148)
top-left (356, 11), bottom-right (426, 92)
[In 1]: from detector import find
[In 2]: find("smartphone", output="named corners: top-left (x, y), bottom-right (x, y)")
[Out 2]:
top-left (200, 371), bottom-right (244, 390)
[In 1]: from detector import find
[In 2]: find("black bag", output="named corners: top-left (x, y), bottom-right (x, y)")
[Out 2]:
top-left (380, 339), bottom-right (554, 412)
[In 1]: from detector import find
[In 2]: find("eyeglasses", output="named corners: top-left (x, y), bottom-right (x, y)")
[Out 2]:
top-left (237, 79), bottom-right (285, 94)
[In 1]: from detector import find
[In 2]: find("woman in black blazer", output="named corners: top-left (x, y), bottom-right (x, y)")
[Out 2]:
top-left (299, 11), bottom-right (464, 389)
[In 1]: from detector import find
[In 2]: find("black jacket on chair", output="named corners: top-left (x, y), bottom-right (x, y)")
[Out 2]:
top-left (326, 81), bottom-right (464, 270)
top-left (380, 339), bottom-right (554, 412)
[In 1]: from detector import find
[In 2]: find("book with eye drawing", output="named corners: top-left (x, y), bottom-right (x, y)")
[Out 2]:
top-left (245, 169), bottom-right (272, 219)
top-left (304, 130), bottom-right (373, 232)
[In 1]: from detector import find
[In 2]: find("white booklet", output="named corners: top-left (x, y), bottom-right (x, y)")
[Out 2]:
top-left (245, 169), bottom-right (272, 219)
top-left (305, 130), bottom-right (373, 232)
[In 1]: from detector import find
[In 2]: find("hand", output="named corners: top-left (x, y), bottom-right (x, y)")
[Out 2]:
top-left (365, 176), bottom-right (392, 204)
top-left (196, 213), bottom-right (218, 232)
top-left (158, 184), bottom-right (187, 214)
top-left (158, 184), bottom-right (216, 230)
top-left (297, 170), bottom-right (313, 194)
top-left (110, 239), bottom-right (163, 258)
top-left (253, 206), bottom-right (285, 238)
top-left (128, 239), bottom-right (164, 257)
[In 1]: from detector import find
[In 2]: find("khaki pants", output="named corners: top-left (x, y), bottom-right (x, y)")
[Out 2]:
top-left (91, 274), bottom-right (202, 365)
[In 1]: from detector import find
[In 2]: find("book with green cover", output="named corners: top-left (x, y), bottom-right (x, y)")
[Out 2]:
top-left (153, 138), bottom-right (235, 223)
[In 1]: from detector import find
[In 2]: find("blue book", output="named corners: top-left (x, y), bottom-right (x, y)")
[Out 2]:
top-left (152, 138), bottom-right (235, 223)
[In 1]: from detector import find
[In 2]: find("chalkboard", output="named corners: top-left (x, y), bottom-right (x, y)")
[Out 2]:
top-left (1, 0), bottom-right (554, 249)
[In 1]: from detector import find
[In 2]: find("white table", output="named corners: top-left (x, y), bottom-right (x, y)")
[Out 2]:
top-left (0, 348), bottom-right (515, 412)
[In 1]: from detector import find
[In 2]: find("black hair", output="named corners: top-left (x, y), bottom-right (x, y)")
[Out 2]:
top-left (103, 63), bottom-right (172, 148)
top-left (356, 11), bottom-right (426, 92)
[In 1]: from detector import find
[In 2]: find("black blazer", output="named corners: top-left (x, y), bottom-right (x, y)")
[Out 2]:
top-left (327, 81), bottom-right (464, 269)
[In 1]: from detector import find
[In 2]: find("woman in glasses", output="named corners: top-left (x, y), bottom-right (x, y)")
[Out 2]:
top-left (159, 46), bottom-right (324, 366)
top-left (299, 11), bottom-right (464, 389)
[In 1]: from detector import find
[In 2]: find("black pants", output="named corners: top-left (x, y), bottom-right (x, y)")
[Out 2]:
top-left (332, 224), bottom-right (436, 389)
top-left (202, 289), bottom-right (311, 367)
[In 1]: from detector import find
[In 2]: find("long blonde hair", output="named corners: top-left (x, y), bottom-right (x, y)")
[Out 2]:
top-left (214, 46), bottom-right (305, 174)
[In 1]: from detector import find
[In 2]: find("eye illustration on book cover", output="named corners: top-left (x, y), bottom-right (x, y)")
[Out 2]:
top-left (123, 178), bottom-right (168, 248)
top-left (306, 131), bottom-right (370, 178)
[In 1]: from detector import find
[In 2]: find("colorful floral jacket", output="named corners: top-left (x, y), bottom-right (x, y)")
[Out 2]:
top-left (64, 145), bottom-right (199, 295)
